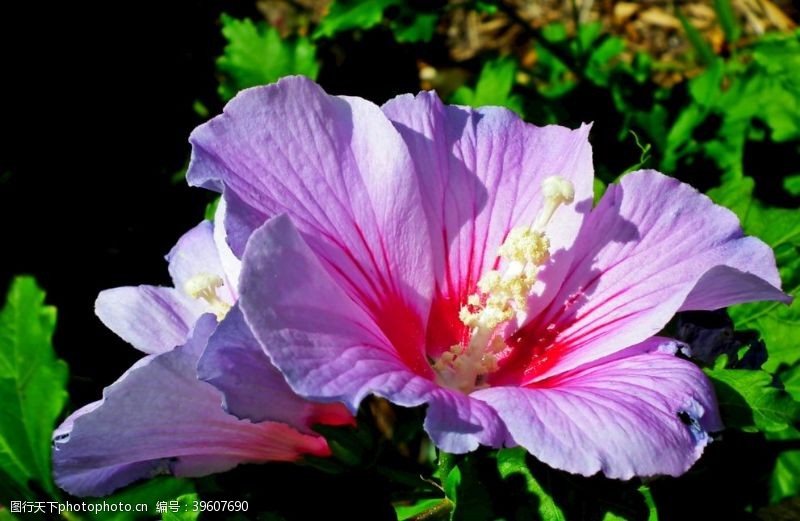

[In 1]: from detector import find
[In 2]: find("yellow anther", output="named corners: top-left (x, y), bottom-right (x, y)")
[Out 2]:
top-left (477, 270), bottom-right (502, 294)
top-left (497, 228), bottom-right (550, 265)
top-left (459, 306), bottom-right (480, 328)
top-left (433, 175), bottom-right (576, 394)
top-left (184, 273), bottom-right (231, 321)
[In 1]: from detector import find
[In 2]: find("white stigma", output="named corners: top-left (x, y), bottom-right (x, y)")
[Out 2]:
top-left (433, 175), bottom-right (576, 393)
top-left (184, 273), bottom-right (231, 320)
top-left (533, 176), bottom-right (575, 231)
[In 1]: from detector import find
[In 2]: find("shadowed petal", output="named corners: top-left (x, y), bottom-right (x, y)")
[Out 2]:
top-left (188, 77), bottom-right (434, 349)
top-left (167, 220), bottom-right (237, 304)
top-left (197, 304), bottom-right (353, 431)
top-left (239, 214), bottom-right (437, 411)
top-left (474, 339), bottom-right (722, 479)
top-left (239, 215), bottom-right (511, 449)
top-left (383, 92), bottom-right (594, 356)
top-left (501, 170), bottom-right (788, 384)
top-left (95, 286), bottom-right (203, 355)
top-left (423, 388), bottom-right (512, 453)
top-left (52, 315), bottom-right (330, 497)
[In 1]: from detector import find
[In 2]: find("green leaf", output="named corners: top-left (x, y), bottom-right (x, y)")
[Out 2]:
top-left (713, 0), bottom-right (741, 43)
top-left (781, 364), bottom-right (800, 402)
top-left (313, 0), bottom-right (400, 39)
top-left (707, 177), bottom-right (800, 371)
top-left (161, 493), bottom-right (199, 521)
top-left (217, 14), bottom-right (319, 101)
top-left (676, 9), bottom-right (716, 65)
top-left (497, 447), bottom-right (566, 521)
top-left (0, 508), bottom-right (20, 521)
top-left (0, 276), bottom-right (68, 501)
top-left (442, 456), bottom-right (491, 521)
top-left (593, 177), bottom-right (607, 206)
top-left (704, 367), bottom-right (800, 432)
top-left (784, 174), bottom-right (800, 196)
top-left (768, 426), bottom-right (800, 503)
top-left (450, 57), bottom-right (524, 116)
top-left (93, 477), bottom-right (195, 521)
top-left (204, 197), bottom-right (221, 221)
top-left (391, 13), bottom-right (438, 44)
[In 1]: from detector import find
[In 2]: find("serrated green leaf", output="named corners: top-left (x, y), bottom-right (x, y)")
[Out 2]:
top-left (313, 0), bottom-right (400, 39)
top-left (497, 447), bottom-right (566, 521)
top-left (704, 367), bottom-right (800, 432)
top-left (707, 177), bottom-right (800, 371)
top-left (0, 277), bottom-right (68, 502)
top-left (217, 14), bottom-right (319, 101)
top-left (450, 57), bottom-right (523, 115)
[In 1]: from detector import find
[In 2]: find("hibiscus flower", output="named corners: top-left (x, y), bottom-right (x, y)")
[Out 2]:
top-left (53, 205), bottom-right (350, 496)
top-left (188, 76), bottom-right (789, 479)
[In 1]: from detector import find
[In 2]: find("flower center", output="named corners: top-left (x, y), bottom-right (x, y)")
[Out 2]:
top-left (433, 176), bottom-right (575, 393)
top-left (184, 273), bottom-right (231, 321)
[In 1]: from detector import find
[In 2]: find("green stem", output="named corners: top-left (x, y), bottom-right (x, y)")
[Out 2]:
top-left (408, 499), bottom-right (455, 521)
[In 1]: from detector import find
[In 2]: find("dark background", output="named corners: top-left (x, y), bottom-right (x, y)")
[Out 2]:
top-left (1, 0), bottom-right (265, 407)
top-left (0, 0), bottom-right (437, 408)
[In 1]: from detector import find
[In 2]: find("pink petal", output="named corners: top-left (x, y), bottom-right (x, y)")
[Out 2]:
top-left (382, 92), bottom-right (594, 357)
top-left (239, 214), bottom-right (437, 411)
top-left (53, 316), bottom-right (329, 497)
top-left (197, 304), bottom-right (353, 432)
top-left (498, 170), bottom-right (787, 384)
top-left (474, 339), bottom-right (722, 479)
top-left (188, 77), bottom-right (434, 353)
top-left (95, 286), bottom-right (203, 355)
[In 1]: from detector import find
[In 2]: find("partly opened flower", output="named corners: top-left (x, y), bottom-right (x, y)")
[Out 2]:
top-left (188, 76), bottom-right (789, 479)
top-left (53, 208), bottom-right (351, 497)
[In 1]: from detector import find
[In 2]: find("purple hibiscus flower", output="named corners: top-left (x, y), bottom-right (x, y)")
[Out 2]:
top-left (53, 204), bottom-right (351, 497)
top-left (188, 76), bottom-right (789, 479)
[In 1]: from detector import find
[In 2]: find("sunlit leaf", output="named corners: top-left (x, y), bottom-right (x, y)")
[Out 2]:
top-left (0, 277), bottom-right (67, 502)
top-left (704, 367), bottom-right (800, 432)
top-left (450, 57), bottom-right (524, 115)
top-left (217, 14), bottom-right (319, 101)
top-left (708, 177), bottom-right (800, 371)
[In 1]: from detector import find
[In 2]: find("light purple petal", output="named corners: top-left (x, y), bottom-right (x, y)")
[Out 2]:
top-left (197, 304), bottom-right (353, 432)
top-left (382, 92), bottom-right (593, 356)
top-left (212, 198), bottom-right (242, 292)
top-left (423, 388), bottom-right (512, 453)
top-left (474, 343), bottom-right (722, 479)
top-left (166, 220), bottom-right (236, 304)
top-left (240, 215), bottom-right (512, 451)
top-left (187, 77), bottom-right (434, 346)
top-left (95, 286), bottom-right (204, 355)
top-left (500, 170), bottom-right (787, 384)
top-left (53, 315), bottom-right (330, 497)
top-left (239, 214), bottom-right (436, 412)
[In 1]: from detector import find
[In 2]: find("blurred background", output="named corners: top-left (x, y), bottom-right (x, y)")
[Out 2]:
top-left (1, 1), bottom-right (799, 518)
